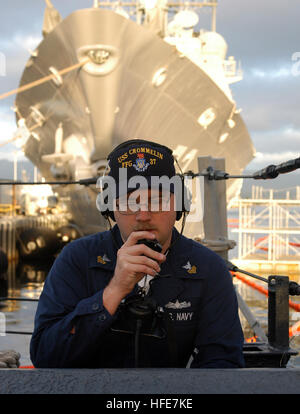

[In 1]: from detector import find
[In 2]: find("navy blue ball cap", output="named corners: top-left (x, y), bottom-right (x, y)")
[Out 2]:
top-left (107, 139), bottom-right (175, 178)
top-left (107, 139), bottom-right (176, 197)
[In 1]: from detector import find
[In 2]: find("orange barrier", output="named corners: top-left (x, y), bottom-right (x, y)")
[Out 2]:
top-left (232, 272), bottom-right (300, 312)
top-left (254, 235), bottom-right (300, 251)
top-left (289, 320), bottom-right (300, 338)
top-left (19, 365), bottom-right (34, 369)
top-left (245, 336), bottom-right (258, 343)
top-left (234, 273), bottom-right (269, 296)
top-left (246, 320), bottom-right (300, 341)
top-left (227, 218), bottom-right (239, 228)
top-left (254, 236), bottom-right (268, 252)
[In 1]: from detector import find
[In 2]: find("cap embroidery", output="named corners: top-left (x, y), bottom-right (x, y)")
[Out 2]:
top-left (133, 153), bottom-right (150, 172)
top-left (117, 147), bottom-right (164, 165)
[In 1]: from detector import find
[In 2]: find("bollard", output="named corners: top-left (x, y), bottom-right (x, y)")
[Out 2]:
top-left (268, 275), bottom-right (290, 350)
top-left (197, 157), bottom-right (229, 260)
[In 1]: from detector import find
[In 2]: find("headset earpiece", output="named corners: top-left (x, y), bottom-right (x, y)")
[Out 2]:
top-left (96, 164), bottom-right (116, 221)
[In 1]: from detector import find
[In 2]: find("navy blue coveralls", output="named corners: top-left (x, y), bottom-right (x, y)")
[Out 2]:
top-left (30, 226), bottom-right (245, 368)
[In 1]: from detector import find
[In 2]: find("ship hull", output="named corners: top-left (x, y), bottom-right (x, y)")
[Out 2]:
top-left (15, 8), bottom-right (255, 236)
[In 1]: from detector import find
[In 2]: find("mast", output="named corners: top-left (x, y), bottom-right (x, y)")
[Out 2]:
top-left (211, 1), bottom-right (217, 32)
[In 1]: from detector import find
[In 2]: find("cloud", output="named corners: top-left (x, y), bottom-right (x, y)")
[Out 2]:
top-left (0, 121), bottom-right (15, 144)
top-left (246, 127), bottom-right (300, 161)
top-left (245, 150), bottom-right (300, 172)
top-left (218, 0), bottom-right (300, 67)
top-left (254, 151), bottom-right (299, 163)
top-left (0, 33), bottom-right (42, 52)
top-left (0, 107), bottom-right (16, 135)
top-left (231, 69), bottom-right (300, 134)
top-left (0, 38), bottom-right (43, 103)
top-left (0, 149), bottom-right (27, 162)
top-left (283, 127), bottom-right (300, 140)
top-left (0, 107), bottom-right (19, 158)
top-left (249, 67), bottom-right (292, 80)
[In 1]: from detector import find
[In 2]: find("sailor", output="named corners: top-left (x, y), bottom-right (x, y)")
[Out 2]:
top-left (30, 139), bottom-right (245, 368)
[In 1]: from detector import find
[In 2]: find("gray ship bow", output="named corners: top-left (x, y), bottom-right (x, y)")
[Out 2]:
top-left (15, 3), bottom-right (255, 236)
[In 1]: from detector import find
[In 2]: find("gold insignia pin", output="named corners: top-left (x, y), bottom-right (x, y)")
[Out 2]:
top-left (182, 261), bottom-right (197, 274)
top-left (187, 265), bottom-right (197, 274)
top-left (97, 256), bottom-right (106, 264)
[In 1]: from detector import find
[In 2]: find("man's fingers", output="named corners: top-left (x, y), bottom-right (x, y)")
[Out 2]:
top-left (122, 244), bottom-right (165, 263)
top-left (127, 263), bottom-right (158, 277)
top-left (119, 261), bottom-right (159, 278)
top-left (126, 254), bottom-right (161, 273)
top-left (125, 231), bottom-right (156, 247)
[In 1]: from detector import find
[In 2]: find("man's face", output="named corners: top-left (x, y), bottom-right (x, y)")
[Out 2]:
top-left (114, 189), bottom-right (177, 252)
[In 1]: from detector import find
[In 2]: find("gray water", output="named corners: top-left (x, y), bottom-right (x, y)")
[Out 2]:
top-left (0, 259), bottom-right (53, 366)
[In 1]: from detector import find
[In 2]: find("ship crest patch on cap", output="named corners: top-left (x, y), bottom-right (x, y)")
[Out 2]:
top-left (133, 152), bottom-right (150, 172)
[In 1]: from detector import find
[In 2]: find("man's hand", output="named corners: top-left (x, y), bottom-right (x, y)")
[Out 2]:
top-left (0, 350), bottom-right (21, 368)
top-left (103, 231), bottom-right (166, 315)
top-left (112, 231), bottom-right (165, 293)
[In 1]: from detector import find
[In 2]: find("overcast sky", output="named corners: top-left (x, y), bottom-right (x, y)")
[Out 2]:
top-left (0, 0), bottom-right (299, 176)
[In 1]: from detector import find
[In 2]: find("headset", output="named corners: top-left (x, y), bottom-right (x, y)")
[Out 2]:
top-left (96, 140), bottom-right (191, 222)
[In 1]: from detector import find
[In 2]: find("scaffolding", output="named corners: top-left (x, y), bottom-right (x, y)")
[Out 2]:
top-left (232, 186), bottom-right (300, 274)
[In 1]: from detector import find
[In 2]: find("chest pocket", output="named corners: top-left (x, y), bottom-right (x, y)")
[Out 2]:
top-left (149, 273), bottom-right (204, 325)
top-left (163, 295), bottom-right (202, 325)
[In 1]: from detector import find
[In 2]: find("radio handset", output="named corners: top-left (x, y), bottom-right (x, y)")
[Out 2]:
top-left (122, 238), bottom-right (162, 320)
top-left (137, 238), bottom-right (162, 255)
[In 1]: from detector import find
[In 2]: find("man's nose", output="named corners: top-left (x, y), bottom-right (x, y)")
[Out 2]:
top-left (135, 209), bottom-right (152, 221)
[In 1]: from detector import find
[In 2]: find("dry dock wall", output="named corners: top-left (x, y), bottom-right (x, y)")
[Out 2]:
top-left (0, 368), bottom-right (300, 394)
